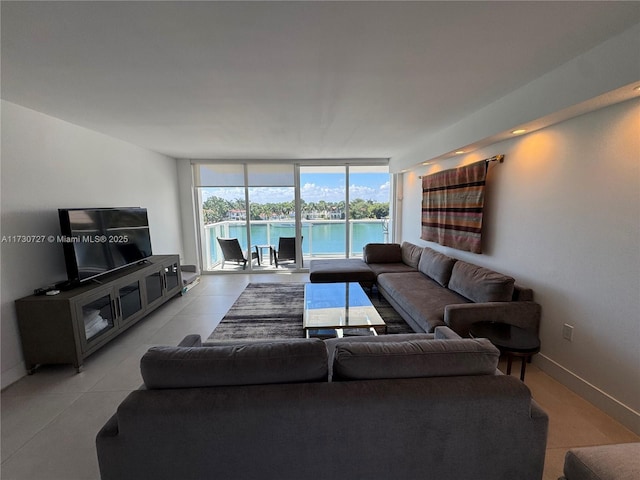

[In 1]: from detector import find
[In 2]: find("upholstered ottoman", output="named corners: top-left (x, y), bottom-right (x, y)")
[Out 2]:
top-left (309, 258), bottom-right (376, 286)
top-left (561, 443), bottom-right (640, 480)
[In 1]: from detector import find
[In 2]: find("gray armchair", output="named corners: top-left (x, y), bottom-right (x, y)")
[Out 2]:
top-left (559, 443), bottom-right (640, 480)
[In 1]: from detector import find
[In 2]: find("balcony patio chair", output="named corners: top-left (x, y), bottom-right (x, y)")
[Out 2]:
top-left (274, 236), bottom-right (303, 268)
top-left (217, 238), bottom-right (258, 270)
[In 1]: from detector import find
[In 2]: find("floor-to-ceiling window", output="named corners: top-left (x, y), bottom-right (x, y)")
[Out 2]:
top-left (194, 160), bottom-right (391, 272)
top-left (195, 164), bottom-right (248, 271)
top-left (348, 166), bottom-right (391, 256)
top-left (246, 164), bottom-right (297, 268)
top-left (300, 166), bottom-right (347, 258)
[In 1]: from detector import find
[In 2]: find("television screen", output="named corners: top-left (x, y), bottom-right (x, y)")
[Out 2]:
top-left (59, 207), bottom-right (153, 282)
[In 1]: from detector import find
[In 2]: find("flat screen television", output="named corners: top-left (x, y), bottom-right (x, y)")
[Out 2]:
top-left (58, 207), bottom-right (153, 283)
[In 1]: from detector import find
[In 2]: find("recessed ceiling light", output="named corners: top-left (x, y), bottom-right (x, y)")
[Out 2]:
top-left (634, 85), bottom-right (640, 92)
top-left (511, 129), bottom-right (527, 135)
top-left (422, 162), bottom-right (433, 166)
top-left (455, 150), bottom-right (465, 155)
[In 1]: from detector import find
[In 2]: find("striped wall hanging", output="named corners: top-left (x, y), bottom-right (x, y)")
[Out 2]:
top-left (420, 159), bottom-right (492, 253)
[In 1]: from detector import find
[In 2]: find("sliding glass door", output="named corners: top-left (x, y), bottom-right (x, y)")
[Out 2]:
top-left (194, 161), bottom-right (391, 272)
top-left (348, 166), bottom-right (391, 256)
top-left (246, 164), bottom-right (297, 268)
top-left (196, 164), bottom-right (248, 271)
top-left (300, 166), bottom-right (346, 258)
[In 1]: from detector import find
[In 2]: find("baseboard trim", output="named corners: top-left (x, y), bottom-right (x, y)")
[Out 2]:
top-left (1, 362), bottom-right (27, 391)
top-left (535, 353), bottom-right (640, 436)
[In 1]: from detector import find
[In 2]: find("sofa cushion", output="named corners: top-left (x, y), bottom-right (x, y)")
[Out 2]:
top-left (367, 262), bottom-right (417, 276)
top-left (363, 243), bottom-right (402, 264)
top-left (377, 272), bottom-right (470, 332)
top-left (332, 338), bottom-right (500, 381)
top-left (140, 339), bottom-right (328, 389)
top-left (417, 247), bottom-right (457, 286)
top-left (448, 261), bottom-right (515, 303)
top-left (324, 333), bottom-right (435, 381)
top-left (309, 259), bottom-right (376, 284)
top-left (401, 242), bottom-right (423, 268)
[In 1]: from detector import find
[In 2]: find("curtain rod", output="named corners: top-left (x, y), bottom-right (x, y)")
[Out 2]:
top-left (418, 154), bottom-right (504, 178)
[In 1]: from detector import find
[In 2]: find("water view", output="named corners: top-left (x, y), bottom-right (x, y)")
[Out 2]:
top-left (197, 164), bottom-right (392, 270)
top-left (204, 220), bottom-right (388, 269)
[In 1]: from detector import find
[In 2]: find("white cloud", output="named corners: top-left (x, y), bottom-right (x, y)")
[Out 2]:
top-left (203, 178), bottom-right (390, 204)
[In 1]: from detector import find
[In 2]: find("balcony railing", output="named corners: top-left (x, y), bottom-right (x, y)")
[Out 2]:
top-left (202, 219), bottom-right (390, 271)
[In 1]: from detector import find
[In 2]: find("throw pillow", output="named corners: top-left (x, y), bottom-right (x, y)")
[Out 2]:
top-left (448, 261), bottom-right (515, 303)
top-left (401, 242), bottom-right (423, 268)
top-left (363, 243), bottom-right (403, 263)
top-left (417, 247), bottom-right (457, 286)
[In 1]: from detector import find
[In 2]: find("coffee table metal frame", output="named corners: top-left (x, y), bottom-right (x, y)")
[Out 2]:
top-left (303, 282), bottom-right (387, 338)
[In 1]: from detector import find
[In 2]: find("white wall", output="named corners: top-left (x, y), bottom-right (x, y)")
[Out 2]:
top-left (392, 23), bottom-right (640, 172)
top-left (400, 98), bottom-right (640, 432)
top-left (0, 101), bottom-right (183, 388)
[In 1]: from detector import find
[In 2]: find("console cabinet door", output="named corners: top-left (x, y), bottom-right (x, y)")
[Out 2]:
top-left (144, 260), bottom-right (183, 310)
top-left (164, 261), bottom-right (181, 296)
top-left (73, 288), bottom-right (118, 354)
top-left (116, 279), bottom-right (144, 327)
top-left (144, 269), bottom-right (165, 310)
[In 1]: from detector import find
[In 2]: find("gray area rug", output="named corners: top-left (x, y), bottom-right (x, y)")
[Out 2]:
top-left (206, 283), bottom-right (413, 342)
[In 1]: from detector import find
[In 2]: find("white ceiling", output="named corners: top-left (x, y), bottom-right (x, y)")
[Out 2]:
top-left (2, 1), bottom-right (640, 161)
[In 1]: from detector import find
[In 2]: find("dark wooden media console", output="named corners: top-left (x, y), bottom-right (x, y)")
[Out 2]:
top-left (15, 255), bottom-right (182, 373)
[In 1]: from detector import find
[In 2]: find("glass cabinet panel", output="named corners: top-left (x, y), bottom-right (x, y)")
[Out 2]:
top-left (81, 294), bottom-right (115, 342)
top-left (165, 263), bottom-right (179, 292)
top-left (118, 281), bottom-right (142, 321)
top-left (145, 272), bottom-right (163, 304)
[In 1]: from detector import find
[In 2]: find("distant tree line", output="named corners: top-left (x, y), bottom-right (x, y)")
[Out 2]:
top-left (202, 196), bottom-right (389, 224)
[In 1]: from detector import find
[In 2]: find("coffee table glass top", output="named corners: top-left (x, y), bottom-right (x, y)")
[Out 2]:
top-left (303, 282), bottom-right (385, 331)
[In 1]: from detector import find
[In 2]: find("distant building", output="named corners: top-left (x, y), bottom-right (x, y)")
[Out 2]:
top-left (303, 209), bottom-right (344, 220)
top-left (227, 209), bottom-right (246, 221)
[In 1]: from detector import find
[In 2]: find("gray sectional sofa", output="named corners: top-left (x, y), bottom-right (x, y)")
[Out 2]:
top-left (310, 242), bottom-right (541, 337)
top-left (96, 328), bottom-right (549, 480)
top-left (560, 442), bottom-right (640, 480)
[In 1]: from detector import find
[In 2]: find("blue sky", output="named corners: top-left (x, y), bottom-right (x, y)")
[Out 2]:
top-left (301, 172), bottom-right (390, 203)
top-left (202, 172), bottom-right (390, 204)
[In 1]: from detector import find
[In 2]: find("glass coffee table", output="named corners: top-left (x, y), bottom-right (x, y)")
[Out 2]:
top-left (303, 282), bottom-right (387, 338)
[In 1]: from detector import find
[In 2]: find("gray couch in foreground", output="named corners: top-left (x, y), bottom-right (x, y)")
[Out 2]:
top-left (560, 443), bottom-right (640, 480)
top-left (310, 242), bottom-right (542, 337)
top-left (96, 328), bottom-right (548, 480)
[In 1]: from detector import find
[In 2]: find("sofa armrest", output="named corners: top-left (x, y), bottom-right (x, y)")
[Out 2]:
top-left (513, 284), bottom-right (534, 301)
top-left (444, 301), bottom-right (541, 337)
top-left (97, 413), bottom-right (119, 438)
top-left (177, 334), bottom-right (202, 347)
top-left (561, 443), bottom-right (640, 480)
top-left (434, 326), bottom-right (462, 340)
top-left (531, 399), bottom-right (548, 425)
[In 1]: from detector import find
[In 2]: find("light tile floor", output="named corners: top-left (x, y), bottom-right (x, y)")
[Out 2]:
top-left (2, 273), bottom-right (638, 480)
